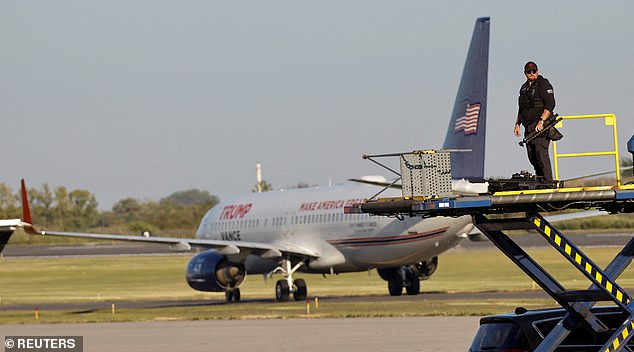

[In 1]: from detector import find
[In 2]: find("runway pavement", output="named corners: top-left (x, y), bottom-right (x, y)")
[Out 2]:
top-left (3, 231), bottom-right (632, 258)
top-left (0, 233), bottom-right (614, 312)
top-left (0, 290), bottom-right (550, 312)
top-left (1, 233), bottom-right (631, 351)
top-left (1, 316), bottom-right (481, 352)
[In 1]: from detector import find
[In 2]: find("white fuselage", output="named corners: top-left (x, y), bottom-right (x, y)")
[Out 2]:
top-left (194, 183), bottom-right (474, 274)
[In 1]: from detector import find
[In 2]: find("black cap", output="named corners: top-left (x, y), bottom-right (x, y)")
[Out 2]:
top-left (524, 61), bottom-right (538, 72)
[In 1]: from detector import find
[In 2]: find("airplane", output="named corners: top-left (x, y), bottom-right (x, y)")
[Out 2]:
top-left (7, 17), bottom-right (490, 302)
top-left (0, 219), bottom-right (22, 255)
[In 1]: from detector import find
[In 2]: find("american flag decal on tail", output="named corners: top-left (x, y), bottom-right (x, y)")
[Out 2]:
top-left (453, 102), bottom-right (481, 135)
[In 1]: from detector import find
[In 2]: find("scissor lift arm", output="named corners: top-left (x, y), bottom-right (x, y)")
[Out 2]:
top-left (346, 118), bottom-right (634, 350)
top-left (346, 194), bottom-right (634, 351)
top-left (474, 212), bottom-right (634, 352)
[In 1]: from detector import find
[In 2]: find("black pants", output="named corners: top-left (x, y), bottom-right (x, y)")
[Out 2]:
top-left (525, 122), bottom-right (553, 181)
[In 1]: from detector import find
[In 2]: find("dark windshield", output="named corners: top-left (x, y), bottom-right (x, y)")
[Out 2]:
top-left (469, 322), bottom-right (529, 351)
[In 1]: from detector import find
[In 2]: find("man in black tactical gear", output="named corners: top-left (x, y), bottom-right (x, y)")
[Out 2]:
top-left (514, 61), bottom-right (556, 181)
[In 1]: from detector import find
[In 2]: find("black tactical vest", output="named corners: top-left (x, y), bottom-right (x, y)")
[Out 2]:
top-left (518, 84), bottom-right (544, 111)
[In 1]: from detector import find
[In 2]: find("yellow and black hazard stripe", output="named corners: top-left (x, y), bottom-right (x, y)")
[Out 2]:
top-left (603, 320), bottom-right (634, 352)
top-left (533, 217), bottom-right (631, 306)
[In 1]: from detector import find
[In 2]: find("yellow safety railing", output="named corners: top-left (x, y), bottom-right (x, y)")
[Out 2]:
top-left (552, 114), bottom-right (621, 186)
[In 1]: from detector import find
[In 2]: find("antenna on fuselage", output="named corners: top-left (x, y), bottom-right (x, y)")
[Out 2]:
top-left (256, 162), bottom-right (263, 193)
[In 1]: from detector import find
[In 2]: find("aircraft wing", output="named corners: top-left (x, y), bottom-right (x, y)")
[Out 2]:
top-left (0, 219), bottom-right (22, 254)
top-left (18, 180), bottom-right (318, 260)
top-left (22, 228), bottom-right (319, 258)
top-left (0, 219), bottom-right (22, 231)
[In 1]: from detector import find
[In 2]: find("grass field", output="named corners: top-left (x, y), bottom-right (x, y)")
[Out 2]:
top-left (1, 246), bottom-right (633, 324)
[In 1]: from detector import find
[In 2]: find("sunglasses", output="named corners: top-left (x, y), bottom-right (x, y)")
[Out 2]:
top-left (525, 69), bottom-right (537, 74)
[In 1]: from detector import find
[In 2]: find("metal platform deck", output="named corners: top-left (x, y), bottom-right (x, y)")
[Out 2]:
top-left (346, 115), bottom-right (634, 351)
top-left (345, 185), bottom-right (634, 218)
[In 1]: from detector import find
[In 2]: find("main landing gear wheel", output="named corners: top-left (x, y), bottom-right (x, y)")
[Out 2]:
top-left (388, 276), bottom-right (403, 296)
top-left (275, 280), bottom-right (290, 302)
top-left (293, 279), bottom-right (307, 301)
top-left (405, 274), bottom-right (420, 296)
top-left (225, 288), bottom-right (241, 302)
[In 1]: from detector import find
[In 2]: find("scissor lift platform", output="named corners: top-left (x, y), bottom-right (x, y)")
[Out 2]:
top-left (344, 114), bottom-right (634, 351)
top-left (347, 185), bottom-right (634, 218)
top-left (346, 188), bottom-right (634, 352)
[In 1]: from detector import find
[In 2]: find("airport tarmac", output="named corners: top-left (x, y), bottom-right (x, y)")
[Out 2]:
top-left (3, 231), bottom-right (633, 258)
top-left (1, 316), bottom-right (481, 352)
top-left (1, 233), bottom-right (630, 351)
top-left (0, 289), bottom-right (549, 312)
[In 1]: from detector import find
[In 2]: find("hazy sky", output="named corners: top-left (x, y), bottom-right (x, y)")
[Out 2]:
top-left (2, 1), bottom-right (634, 209)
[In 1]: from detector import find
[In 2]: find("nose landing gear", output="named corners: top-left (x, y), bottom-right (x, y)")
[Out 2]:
top-left (271, 257), bottom-right (307, 302)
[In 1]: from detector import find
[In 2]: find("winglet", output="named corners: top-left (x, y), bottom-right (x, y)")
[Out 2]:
top-left (20, 179), bottom-right (41, 234)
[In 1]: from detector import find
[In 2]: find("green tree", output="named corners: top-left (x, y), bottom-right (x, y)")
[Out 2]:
top-left (105, 189), bottom-right (219, 236)
top-left (54, 186), bottom-right (70, 221)
top-left (252, 180), bottom-right (273, 193)
top-left (22, 184), bottom-right (100, 230)
top-left (28, 184), bottom-right (56, 225)
top-left (67, 189), bottom-right (99, 229)
top-left (39, 184), bottom-right (54, 211)
top-left (13, 182), bottom-right (221, 237)
top-left (112, 198), bottom-right (143, 222)
top-left (162, 189), bottom-right (218, 207)
top-left (0, 182), bottom-right (19, 218)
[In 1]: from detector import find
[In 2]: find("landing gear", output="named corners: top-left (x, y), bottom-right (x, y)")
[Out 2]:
top-left (275, 280), bottom-right (289, 302)
top-left (270, 257), bottom-right (307, 302)
top-left (379, 266), bottom-right (421, 296)
top-left (405, 272), bottom-right (420, 295)
top-left (225, 288), bottom-right (241, 302)
top-left (388, 276), bottom-right (403, 296)
top-left (293, 278), bottom-right (307, 301)
top-left (413, 257), bottom-right (438, 280)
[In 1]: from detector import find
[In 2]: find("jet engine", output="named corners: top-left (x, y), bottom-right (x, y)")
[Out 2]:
top-left (376, 257), bottom-right (438, 282)
top-left (185, 250), bottom-right (246, 292)
top-left (412, 256), bottom-right (438, 280)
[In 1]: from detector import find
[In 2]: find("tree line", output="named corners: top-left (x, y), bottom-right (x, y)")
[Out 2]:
top-left (0, 178), bottom-right (313, 237)
top-left (0, 182), bottom-right (219, 236)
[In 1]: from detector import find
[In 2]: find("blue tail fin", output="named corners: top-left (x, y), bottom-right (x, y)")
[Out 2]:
top-left (442, 17), bottom-right (489, 180)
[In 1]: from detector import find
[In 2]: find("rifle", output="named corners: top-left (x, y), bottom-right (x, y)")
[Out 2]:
top-left (519, 114), bottom-right (563, 147)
